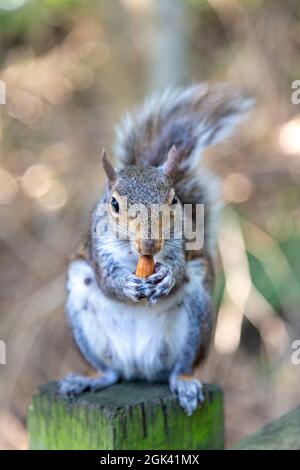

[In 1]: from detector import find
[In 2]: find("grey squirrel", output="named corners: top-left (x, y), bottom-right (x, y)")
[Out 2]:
top-left (59, 83), bottom-right (252, 415)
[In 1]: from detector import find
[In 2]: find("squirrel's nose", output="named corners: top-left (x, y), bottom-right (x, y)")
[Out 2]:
top-left (139, 239), bottom-right (161, 256)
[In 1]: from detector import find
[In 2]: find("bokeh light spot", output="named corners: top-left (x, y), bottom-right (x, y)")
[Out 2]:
top-left (0, 169), bottom-right (18, 204)
top-left (0, 0), bottom-right (26, 11)
top-left (223, 172), bottom-right (253, 203)
top-left (38, 180), bottom-right (67, 211)
top-left (21, 164), bottom-right (54, 199)
top-left (278, 117), bottom-right (300, 155)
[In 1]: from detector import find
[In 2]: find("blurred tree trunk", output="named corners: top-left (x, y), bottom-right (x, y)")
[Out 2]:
top-left (145, 0), bottom-right (187, 92)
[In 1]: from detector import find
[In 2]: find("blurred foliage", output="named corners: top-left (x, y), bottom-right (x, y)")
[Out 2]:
top-left (0, 0), bottom-right (82, 32)
top-left (0, 0), bottom-right (299, 450)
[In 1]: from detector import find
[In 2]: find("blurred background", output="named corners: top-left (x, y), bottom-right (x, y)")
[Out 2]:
top-left (0, 0), bottom-right (299, 450)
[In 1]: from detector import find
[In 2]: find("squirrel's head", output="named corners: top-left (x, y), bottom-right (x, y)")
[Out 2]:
top-left (101, 147), bottom-right (181, 256)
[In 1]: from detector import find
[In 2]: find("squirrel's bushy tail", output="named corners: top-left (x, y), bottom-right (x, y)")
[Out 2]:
top-left (114, 82), bottom-right (253, 172)
top-left (113, 83), bottom-right (253, 255)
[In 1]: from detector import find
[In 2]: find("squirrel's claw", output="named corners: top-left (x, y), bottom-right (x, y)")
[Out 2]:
top-left (123, 265), bottom-right (174, 304)
top-left (147, 262), bottom-right (168, 284)
top-left (123, 274), bottom-right (153, 302)
top-left (58, 373), bottom-right (95, 397)
top-left (58, 371), bottom-right (119, 397)
top-left (170, 376), bottom-right (204, 416)
top-left (148, 264), bottom-right (175, 304)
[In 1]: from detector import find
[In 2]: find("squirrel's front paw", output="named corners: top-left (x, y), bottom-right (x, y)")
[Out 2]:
top-left (147, 263), bottom-right (175, 304)
top-left (170, 375), bottom-right (204, 416)
top-left (123, 274), bottom-right (153, 302)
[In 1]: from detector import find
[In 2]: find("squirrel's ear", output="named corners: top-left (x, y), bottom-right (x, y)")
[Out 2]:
top-left (101, 149), bottom-right (116, 184)
top-left (162, 145), bottom-right (181, 180)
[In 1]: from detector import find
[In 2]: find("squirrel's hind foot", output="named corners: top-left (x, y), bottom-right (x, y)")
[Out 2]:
top-left (170, 375), bottom-right (204, 416)
top-left (58, 370), bottom-right (119, 397)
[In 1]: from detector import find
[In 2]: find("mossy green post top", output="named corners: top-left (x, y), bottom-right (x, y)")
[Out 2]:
top-left (28, 382), bottom-right (224, 450)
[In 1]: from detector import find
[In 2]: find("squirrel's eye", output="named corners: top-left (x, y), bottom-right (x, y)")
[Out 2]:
top-left (172, 195), bottom-right (177, 205)
top-left (111, 197), bottom-right (120, 213)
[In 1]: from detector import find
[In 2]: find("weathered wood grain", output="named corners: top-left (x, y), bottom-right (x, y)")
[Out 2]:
top-left (28, 381), bottom-right (224, 450)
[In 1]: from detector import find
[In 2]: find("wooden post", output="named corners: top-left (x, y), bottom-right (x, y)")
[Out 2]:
top-left (28, 382), bottom-right (224, 450)
top-left (233, 406), bottom-right (300, 450)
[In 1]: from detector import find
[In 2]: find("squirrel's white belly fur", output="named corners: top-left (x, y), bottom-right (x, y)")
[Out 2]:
top-left (66, 260), bottom-right (189, 381)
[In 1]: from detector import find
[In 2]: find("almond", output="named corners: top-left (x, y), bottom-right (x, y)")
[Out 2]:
top-left (136, 255), bottom-right (155, 278)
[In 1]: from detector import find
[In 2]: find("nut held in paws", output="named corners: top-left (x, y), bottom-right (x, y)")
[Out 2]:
top-left (136, 255), bottom-right (155, 278)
